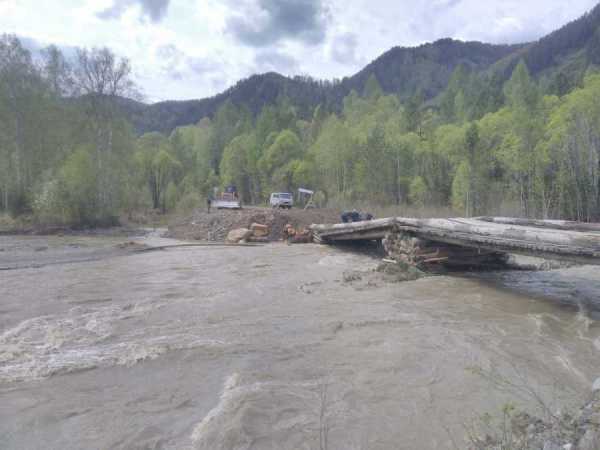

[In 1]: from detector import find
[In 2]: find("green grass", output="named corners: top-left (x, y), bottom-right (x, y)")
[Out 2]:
top-left (0, 213), bottom-right (29, 233)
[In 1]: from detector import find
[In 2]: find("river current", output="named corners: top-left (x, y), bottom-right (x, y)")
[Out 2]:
top-left (1, 234), bottom-right (599, 449)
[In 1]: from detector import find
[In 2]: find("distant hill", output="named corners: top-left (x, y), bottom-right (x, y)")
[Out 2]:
top-left (119, 73), bottom-right (334, 134)
top-left (347, 39), bottom-right (523, 101)
top-left (489, 2), bottom-right (600, 88)
top-left (121, 2), bottom-right (600, 134)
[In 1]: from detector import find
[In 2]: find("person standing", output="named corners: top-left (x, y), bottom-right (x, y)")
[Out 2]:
top-left (207, 196), bottom-right (212, 213)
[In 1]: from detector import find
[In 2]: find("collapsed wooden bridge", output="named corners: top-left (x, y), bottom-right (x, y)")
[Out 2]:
top-left (310, 217), bottom-right (600, 269)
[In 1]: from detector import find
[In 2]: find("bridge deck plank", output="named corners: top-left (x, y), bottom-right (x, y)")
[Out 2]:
top-left (310, 217), bottom-right (600, 265)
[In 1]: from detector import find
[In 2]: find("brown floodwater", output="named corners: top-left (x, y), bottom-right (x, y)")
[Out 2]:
top-left (1, 233), bottom-right (599, 449)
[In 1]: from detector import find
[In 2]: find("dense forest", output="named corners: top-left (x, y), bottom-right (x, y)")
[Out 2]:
top-left (3, 2), bottom-right (600, 227)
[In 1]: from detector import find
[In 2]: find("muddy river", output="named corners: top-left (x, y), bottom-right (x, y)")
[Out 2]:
top-left (1, 233), bottom-right (599, 449)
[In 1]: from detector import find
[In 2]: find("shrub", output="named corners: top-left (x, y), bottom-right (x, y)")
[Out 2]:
top-left (176, 190), bottom-right (204, 215)
top-left (33, 147), bottom-right (119, 227)
top-left (409, 176), bottom-right (428, 207)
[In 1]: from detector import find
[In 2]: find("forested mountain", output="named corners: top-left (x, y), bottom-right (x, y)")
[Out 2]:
top-left (349, 39), bottom-right (523, 101)
top-left (125, 40), bottom-right (523, 134)
top-left (490, 2), bottom-right (600, 91)
top-left (123, 2), bottom-right (600, 135)
top-left (119, 72), bottom-right (334, 134)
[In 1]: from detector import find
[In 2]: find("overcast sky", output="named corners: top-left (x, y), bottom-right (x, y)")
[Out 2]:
top-left (1, 0), bottom-right (598, 102)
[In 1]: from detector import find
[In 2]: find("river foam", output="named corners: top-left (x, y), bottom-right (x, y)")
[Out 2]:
top-left (190, 374), bottom-right (326, 450)
top-left (0, 302), bottom-right (225, 383)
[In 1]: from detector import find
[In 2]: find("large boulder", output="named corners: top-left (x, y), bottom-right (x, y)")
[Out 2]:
top-left (251, 223), bottom-right (269, 237)
top-left (226, 228), bottom-right (252, 243)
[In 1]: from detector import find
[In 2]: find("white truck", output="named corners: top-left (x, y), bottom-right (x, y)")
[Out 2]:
top-left (269, 192), bottom-right (293, 209)
top-left (213, 185), bottom-right (242, 209)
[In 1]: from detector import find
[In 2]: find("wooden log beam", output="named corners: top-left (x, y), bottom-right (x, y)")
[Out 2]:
top-left (476, 216), bottom-right (600, 232)
top-left (318, 230), bottom-right (392, 241)
top-left (310, 218), bottom-right (395, 242)
top-left (394, 217), bottom-right (600, 265)
top-left (311, 216), bottom-right (600, 266)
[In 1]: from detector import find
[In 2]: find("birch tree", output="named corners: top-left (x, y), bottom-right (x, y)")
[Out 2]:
top-left (73, 47), bottom-right (137, 217)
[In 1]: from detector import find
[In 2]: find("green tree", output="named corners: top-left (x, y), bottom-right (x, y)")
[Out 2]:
top-left (542, 74), bottom-right (600, 220)
top-left (72, 46), bottom-right (137, 219)
top-left (405, 90), bottom-right (425, 135)
top-left (220, 133), bottom-right (256, 203)
top-left (409, 176), bottom-right (428, 207)
top-left (439, 64), bottom-right (469, 122)
top-left (33, 147), bottom-right (107, 227)
top-left (260, 129), bottom-right (303, 192)
top-left (57, 147), bottom-right (100, 225)
top-left (363, 74), bottom-right (383, 99)
top-left (0, 35), bottom-right (45, 213)
top-left (208, 100), bottom-right (251, 173)
top-left (135, 133), bottom-right (181, 212)
top-left (452, 161), bottom-right (472, 213)
top-left (310, 115), bottom-right (356, 201)
top-left (503, 60), bottom-right (542, 216)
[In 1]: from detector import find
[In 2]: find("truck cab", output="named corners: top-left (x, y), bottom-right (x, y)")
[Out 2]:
top-left (270, 192), bottom-right (293, 209)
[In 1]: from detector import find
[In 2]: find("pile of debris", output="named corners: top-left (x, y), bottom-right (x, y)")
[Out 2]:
top-left (168, 207), bottom-right (339, 242)
top-left (383, 232), bottom-right (509, 271)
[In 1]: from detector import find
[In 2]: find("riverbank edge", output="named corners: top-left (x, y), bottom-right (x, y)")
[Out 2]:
top-left (0, 225), bottom-right (150, 238)
top-left (472, 382), bottom-right (600, 449)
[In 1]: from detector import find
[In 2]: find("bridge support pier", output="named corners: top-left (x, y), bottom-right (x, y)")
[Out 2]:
top-left (383, 230), bottom-right (509, 271)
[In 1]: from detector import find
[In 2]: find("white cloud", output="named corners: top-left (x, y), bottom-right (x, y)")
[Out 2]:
top-left (97, 0), bottom-right (171, 23)
top-left (330, 32), bottom-right (359, 65)
top-left (224, 0), bottom-right (329, 47)
top-left (0, 0), bottom-right (598, 102)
